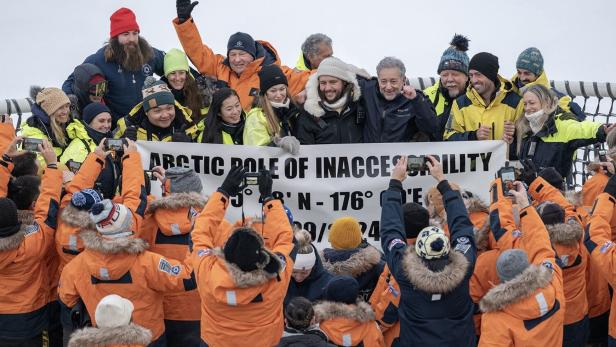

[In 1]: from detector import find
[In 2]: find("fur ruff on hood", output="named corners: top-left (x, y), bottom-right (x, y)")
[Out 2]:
top-left (303, 73), bottom-right (361, 118)
top-left (466, 196), bottom-right (489, 214)
top-left (474, 223), bottom-right (491, 252)
top-left (322, 246), bottom-right (381, 277)
top-left (314, 301), bottom-right (375, 323)
top-left (145, 192), bottom-right (207, 214)
top-left (479, 264), bottom-right (553, 312)
top-left (80, 230), bottom-right (148, 255)
top-left (17, 209), bottom-right (35, 225)
top-left (402, 247), bottom-right (469, 294)
top-left (546, 221), bottom-right (583, 247)
top-left (0, 210), bottom-right (36, 252)
top-left (68, 323), bottom-right (152, 347)
top-left (565, 190), bottom-right (584, 208)
top-left (60, 204), bottom-right (97, 230)
top-left (212, 247), bottom-right (281, 288)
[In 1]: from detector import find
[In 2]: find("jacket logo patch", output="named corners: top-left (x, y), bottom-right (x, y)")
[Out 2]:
top-left (542, 260), bottom-right (554, 272)
top-left (454, 242), bottom-right (471, 255)
top-left (158, 258), bottom-right (181, 276)
top-left (198, 248), bottom-right (212, 257)
top-left (600, 241), bottom-right (614, 254)
top-left (388, 239), bottom-right (405, 251)
top-left (387, 283), bottom-right (399, 298)
top-left (24, 224), bottom-right (39, 236)
top-left (142, 64), bottom-right (152, 75)
top-left (559, 255), bottom-right (569, 266)
top-left (431, 293), bottom-right (442, 301)
top-left (512, 229), bottom-right (522, 238)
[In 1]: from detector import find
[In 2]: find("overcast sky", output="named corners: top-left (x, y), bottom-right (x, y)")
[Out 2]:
top-left (2, 0), bottom-right (614, 100)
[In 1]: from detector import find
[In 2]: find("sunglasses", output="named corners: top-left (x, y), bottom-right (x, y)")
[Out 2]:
top-left (89, 81), bottom-right (108, 97)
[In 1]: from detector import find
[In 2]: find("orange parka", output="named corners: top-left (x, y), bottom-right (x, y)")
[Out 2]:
top-left (173, 17), bottom-right (311, 111)
top-left (478, 179), bottom-right (565, 347)
top-left (314, 301), bottom-right (385, 347)
top-left (0, 161), bottom-right (62, 340)
top-left (190, 192), bottom-right (294, 347)
top-left (0, 121), bottom-right (14, 154)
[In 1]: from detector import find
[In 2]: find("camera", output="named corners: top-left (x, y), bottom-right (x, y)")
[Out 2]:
top-left (497, 165), bottom-right (516, 196)
top-left (105, 139), bottom-right (125, 151)
top-left (407, 155), bottom-right (428, 173)
top-left (67, 160), bottom-right (82, 173)
top-left (243, 172), bottom-right (260, 186)
top-left (144, 170), bottom-right (157, 181)
top-left (22, 138), bottom-right (43, 152)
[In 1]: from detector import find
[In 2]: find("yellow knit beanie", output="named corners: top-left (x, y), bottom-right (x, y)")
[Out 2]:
top-left (328, 216), bottom-right (362, 250)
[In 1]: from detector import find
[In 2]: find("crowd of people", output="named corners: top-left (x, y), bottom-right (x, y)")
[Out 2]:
top-left (2, 1), bottom-right (616, 347)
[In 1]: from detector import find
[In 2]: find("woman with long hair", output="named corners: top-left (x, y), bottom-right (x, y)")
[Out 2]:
top-left (197, 88), bottom-right (245, 144)
top-left (244, 65), bottom-right (300, 153)
top-left (162, 48), bottom-right (206, 123)
top-left (514, 84), bottom-right (614, 178)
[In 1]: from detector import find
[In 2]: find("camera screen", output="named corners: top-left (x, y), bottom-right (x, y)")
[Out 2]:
top-left (106, 139), bottom-right (124, 150)
top-left (23, 138), bottom-right (42, 152)
top-left (501, 170), bottom-right (516, 182)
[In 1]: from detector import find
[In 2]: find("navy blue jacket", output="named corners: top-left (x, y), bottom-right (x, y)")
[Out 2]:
top-left (285, 244), bottom-right (333, 306)
top-left (62, 46), bottom-right (164, 122)
top-left (380, 180), bottom-right (477, 347)
top-left (359, 78), bottom-right (439, 142)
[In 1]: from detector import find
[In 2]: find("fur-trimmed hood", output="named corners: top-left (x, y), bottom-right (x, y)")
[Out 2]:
top-left (61, 204), bottom-right (97, 230)
top-left (68, 324), bottom-right (152, 347)
top-left (211, 247), bottom-right (281, 288)
top-left (465, 195), bottom-right (489, 214)
top-left (80, 230), bottom-right (148, 255)
top-left (479, 264), bottom-right (553, 313)
top-left (474, 223), bottom-right (490, 252)
top-left (303, 72), bottom-right (361, 118)
top-left (322, 246), bottom-right (382, 277)
top-left (146, 192), bottom-right (206, 214)
top-left (402, 247), bottom-right (470, 294)
top-left (314, 301), bottom-right (375, 323)
top-left (565, 190), bottom-right (584, 208)
top-left (546, 221), bottom-right (583, 247)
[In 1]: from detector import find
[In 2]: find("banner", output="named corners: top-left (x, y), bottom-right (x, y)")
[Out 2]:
top-left (137, 141), bottom-right (507, 249)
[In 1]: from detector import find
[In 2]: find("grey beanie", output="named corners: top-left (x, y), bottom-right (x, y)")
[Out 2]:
top-left (516, 47), bottom-right (544, 76)
top-left (496, 249), bottom-right (530, 283)
top-left (166, 167), bottom-right (203, 194)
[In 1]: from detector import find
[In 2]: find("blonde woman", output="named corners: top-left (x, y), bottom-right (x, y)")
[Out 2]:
top-left (515, 84), bottom-right (614, 178)
top-left (244, 65), bottom-right (301, 154)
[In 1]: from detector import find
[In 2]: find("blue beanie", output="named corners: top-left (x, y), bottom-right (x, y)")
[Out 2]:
top-left (71, 189), bottom-right (103, 211)
top-left (325, 275), bottom-right (359, 304)
top-left (227, 32), bottom-right (256, 58)
top-left (438, 34), bottom-right (470, 75)
top-left (82, 102), bottom-right (111, 125)
top-left (516, 47), bottom-right (544, 76)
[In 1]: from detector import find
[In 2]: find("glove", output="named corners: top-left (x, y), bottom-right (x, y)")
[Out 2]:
top-left (258, 169), bottom-right (273, 201)
top-left (274, 135), bottom-right (300, 155)
top-left (171, 126), bottom-right (193, 143)
top-left (123, 126), bottom-right (138, 141)
top-left (520, 159), bottom-right (537, 186)
top-left (604, 172), bottom-right (616, 198)
top-left (218, 165), bottom-right (245, 198)
top-left (177, 0), bottom-right (199, 23)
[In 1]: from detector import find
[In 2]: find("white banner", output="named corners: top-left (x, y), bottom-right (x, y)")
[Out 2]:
top-left (137, 141), bottom-right (507, 249)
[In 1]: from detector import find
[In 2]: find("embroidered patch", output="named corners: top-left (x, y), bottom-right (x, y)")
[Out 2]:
top-left (197, 249), bottom-right (212, 257)
top-left (388, 238), bottom-right (405, 251)
top-left (600, 241), bottom-right (614, 254)
top-left (559, 255), bottom-right (569, 267)
top-left (24, 224), bottom-right (39, 236)
top-left (512, 229), bottom-right (522, 238)
top-left (277, 253), bottom-right (287, 271)
top-left (158, 258), bottom-right (181, 276)
top-left (387, 283), bottom-right (399, 298)
top-left (189, 207), bottom-right (199, 219)
top-left (454, 242), bottom-right (471, 255)
top-left (542, 260), bottom-right (554, 272)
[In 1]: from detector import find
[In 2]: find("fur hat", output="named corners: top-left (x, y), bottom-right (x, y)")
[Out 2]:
top-left (469, 52), bottom-right (500, 85)
top-left (259, 64), bottom-right (288, 95)
top-left (516, 47), bottom-right (544, 76)
top-left (110, 7), bottom-right (139, 38)
top-left (438, 34), bottom-right (470, 75)
top-left (415, 226), bottom-right (450, 260)
top-left (142, 76), bottom-right (175, 112)
top-left (324, 275), bottom-right (359, 304)
top-left (496, 249), bottom-right (530, 283)
top-left (328, 217), bottom-right (362, 250)
top-left (95, 294), bottom-right (134, 328)
top-left (71, 189), bottom-right (103, 211)
top-left (164, 48), bottom-right (190, 77)
top-left (224, 228), bottom-right (268, 272)
top-left (165, 167), bottom-right (202, 194)
top-left (0, 198), bottom-right (21, 238)
top-left (227, 32), bottom-right (256, 58)
top-left (89, 200), bottom-right (133, 238)
top-left (36, 87), bottom-right (70, 116)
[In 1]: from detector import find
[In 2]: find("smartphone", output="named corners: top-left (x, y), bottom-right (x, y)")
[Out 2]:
top-left (407, 156), bottom-right (428, 173)
top-left (498, 166), bottom-right (516, 196)
top-left (105, 139), bottom-right (125, 151)
top-left (22, 138), bottom-right (43, 152)
top-left (144, 170), bottom-right (157, 181)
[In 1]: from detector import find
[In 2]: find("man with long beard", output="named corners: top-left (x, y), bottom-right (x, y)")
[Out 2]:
top-left (62, 8), bottom-right (165, 124)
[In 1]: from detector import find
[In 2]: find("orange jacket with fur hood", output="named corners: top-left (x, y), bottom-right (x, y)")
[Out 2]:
top-left (315, 301), bottom-right (385, 347)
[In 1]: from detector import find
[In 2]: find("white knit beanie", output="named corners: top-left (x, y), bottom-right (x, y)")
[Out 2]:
top-left (95, 294), bottom-right (134, 328)
top-left (89, 200), bottom-right (133, 238)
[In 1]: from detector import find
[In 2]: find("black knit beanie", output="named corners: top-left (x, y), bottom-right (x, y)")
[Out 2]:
top-left (0, 198), bottom-right (21, 238)
top-left (469, 52), bottom-right (499, 85)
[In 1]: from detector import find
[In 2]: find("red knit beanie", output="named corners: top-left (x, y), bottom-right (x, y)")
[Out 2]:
top-left (110, 7), bottom-right (140, 38)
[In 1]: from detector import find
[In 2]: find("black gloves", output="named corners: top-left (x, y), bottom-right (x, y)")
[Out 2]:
top-left (218, 165), bottom-right (245, 198)
top-left (171, 126), bottom-right (193, 143)
top-left (258, 169), bottom-right (273, 202)
top-left (604, 172), bottom-right (616, 198)
top-left (520, 159), bottom-right (538, 186)
top-left (123, 126), bottom-right (138, 141)
top-left (177, 0), bottom-right (199, 23)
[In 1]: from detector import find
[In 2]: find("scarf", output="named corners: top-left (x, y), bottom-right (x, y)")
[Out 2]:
top-left (525, 109), bottom-right (549, 134)
top-left (321, 94), bottom-right (349, 114)
top-left (271, 98), bottom-right (290, 109)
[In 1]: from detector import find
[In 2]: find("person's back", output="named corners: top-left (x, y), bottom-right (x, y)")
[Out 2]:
top-left (277, 297), bottom-right (336, 347)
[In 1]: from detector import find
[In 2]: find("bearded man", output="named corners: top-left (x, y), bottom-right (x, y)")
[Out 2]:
top-left (63, 7), bottom-right (165, 123)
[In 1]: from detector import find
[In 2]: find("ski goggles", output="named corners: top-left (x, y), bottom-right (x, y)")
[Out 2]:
top-left (89, 80), bottom-right (108, 97)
